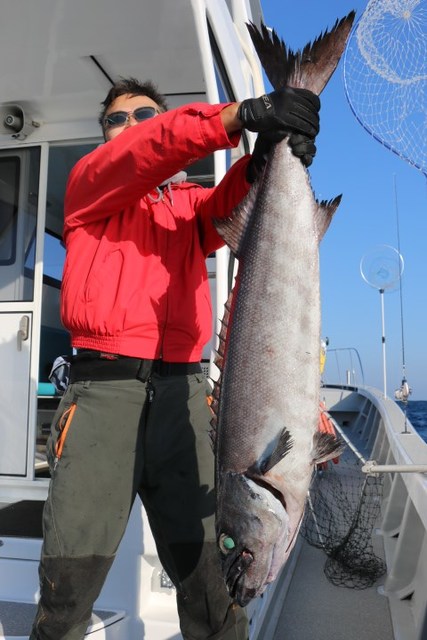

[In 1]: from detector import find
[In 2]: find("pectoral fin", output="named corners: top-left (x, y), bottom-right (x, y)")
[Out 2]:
top-left (311, 431), bottom-right (346, 465)
top-left (258, 427), bottom-right (294, 475)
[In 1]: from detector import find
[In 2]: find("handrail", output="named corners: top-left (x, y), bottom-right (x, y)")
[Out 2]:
top-left (362, 460), bottom-right (427, 475)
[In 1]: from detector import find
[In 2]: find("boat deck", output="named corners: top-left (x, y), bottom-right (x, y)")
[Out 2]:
top-left (257, 390), bottom-right (396, 640)
top-left (268, 537), bottom-right (394, 640)
top-left (0, 603), bottom-right (125, 638)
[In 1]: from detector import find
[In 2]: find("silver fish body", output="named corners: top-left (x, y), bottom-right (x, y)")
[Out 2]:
top-left (212, 13), bottom-right (355, 606)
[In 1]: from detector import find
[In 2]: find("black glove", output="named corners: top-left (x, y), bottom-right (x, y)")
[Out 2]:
top-left (246, 130), bottom-right (317, 183)
top-left (238, 87), bottom-right (320, 138)
top-left (288, 133), bottom-right (317, 168)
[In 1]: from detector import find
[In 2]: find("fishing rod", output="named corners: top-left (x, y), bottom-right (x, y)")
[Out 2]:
top-left (392, 175), bottom-right (412, 433)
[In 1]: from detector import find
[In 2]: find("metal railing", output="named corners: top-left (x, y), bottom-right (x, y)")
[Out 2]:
top-left (321, 347), bottom-right (365, 388)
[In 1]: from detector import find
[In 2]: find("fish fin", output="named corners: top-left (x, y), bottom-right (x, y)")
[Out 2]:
top-left (209, 371), bottom-right (221, 451)
top-left (210, 286), bottom-right (236, 448)
top-left (214, 289), bottom-right (233, 369)
top-left (247, 12), bottom-right (355, 94)
top-left (315, 195), bottom-right (342, 242)
top-left (208, 412), bottom-right (217, 451)
top-left (213, 180), bottom-right (261, 258)
top-left (311, 431), bottom-right (346, 465)
top-left (259, 428), bottom-right (294, 474)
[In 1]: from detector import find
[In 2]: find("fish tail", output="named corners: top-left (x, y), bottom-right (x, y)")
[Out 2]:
top-left (247, 11), bottom-right (355, 95)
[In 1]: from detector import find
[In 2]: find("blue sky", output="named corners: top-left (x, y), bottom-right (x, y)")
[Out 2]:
top-left (261, 0), bottom-right (427, 399)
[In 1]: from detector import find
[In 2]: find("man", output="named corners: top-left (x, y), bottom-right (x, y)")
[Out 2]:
top-left (31, 77), bottom-right (319, 640)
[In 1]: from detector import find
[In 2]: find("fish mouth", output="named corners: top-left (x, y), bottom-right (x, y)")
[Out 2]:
top-left (223, 549), bottom-right (255, 606)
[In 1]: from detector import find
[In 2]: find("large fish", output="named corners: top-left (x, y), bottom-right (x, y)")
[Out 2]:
top-left (210, 13), bottom-right (355, 606)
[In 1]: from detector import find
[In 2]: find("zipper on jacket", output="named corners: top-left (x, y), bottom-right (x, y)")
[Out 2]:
top-left (147, 189), bottom-right (175, 360)
top-left (158, 196), bottom-right (171, 359)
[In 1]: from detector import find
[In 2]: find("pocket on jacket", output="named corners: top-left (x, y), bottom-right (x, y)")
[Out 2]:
top-left (83, 249), bottom-right (125, 333)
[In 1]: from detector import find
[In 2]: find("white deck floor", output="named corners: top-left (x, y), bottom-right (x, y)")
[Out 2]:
top-left (258, 529), bottom-right (395, 640)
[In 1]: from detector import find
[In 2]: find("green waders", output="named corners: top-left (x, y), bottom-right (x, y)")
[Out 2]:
top-left (30, 371), bottom-right (248, 640)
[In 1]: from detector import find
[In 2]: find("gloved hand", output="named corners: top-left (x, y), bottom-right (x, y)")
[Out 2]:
top-left (288, 133), bottom-right (317, 168)
top-left (238, 87), bottom-right (320, 138)
top-left (246, 130), bottom-right (317, 183)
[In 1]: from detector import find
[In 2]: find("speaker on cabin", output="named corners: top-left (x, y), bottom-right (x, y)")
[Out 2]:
top-left (0, 104), bottom-right (38, 139)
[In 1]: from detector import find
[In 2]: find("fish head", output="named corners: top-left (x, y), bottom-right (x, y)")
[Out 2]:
top-left (216, 471), bottom-right (291, 606)
top-left (215, 424), bottom-right (345, 606)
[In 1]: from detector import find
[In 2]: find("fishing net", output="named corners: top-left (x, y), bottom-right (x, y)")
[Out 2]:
top-left (343, 0), bottom-right (427, 176)
top-left (301, 431), bottom-right (386, 589)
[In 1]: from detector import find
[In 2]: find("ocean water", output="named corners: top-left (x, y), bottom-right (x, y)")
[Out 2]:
top-left (397, 400), bottom-right (427, 443)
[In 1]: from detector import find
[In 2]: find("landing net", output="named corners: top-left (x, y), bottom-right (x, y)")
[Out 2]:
top-left (301, 426), bottom-right (386, 589)
top-left (343, 0), bottom-right (427, 177)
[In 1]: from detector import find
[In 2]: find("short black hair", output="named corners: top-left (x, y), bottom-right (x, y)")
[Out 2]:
top-left (98, 77), bottom-right (168, 130)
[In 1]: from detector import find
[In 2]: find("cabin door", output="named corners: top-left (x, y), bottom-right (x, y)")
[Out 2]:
top-left (0, 313), bottom-right (32, 475)
top-left (0, 147), bottom-right (40, 476)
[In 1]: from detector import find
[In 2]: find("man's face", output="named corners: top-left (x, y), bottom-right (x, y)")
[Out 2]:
top-left (104, 94), bottom-right (160, 141)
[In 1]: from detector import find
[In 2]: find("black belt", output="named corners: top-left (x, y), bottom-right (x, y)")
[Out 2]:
top-left (70, 351), bottom-right (202, 383)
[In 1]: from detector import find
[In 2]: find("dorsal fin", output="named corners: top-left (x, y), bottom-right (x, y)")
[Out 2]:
top-left (315, 195), bottom-right (342, 242)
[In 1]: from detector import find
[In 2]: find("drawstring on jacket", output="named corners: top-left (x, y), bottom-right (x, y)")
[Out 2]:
top-left (147, 170), bottom-right (187, 206)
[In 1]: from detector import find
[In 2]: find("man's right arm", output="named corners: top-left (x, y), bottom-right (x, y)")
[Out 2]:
top-left (64, 102), bottom-right (242, 235)
top-left (64, 87), bottom-right (320, 234)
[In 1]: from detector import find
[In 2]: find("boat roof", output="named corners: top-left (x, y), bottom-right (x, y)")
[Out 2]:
top-left (0, 0), bottom-right (264, 133)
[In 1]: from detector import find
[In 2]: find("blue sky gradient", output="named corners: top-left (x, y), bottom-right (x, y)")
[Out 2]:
top-left (261, 0), bottom-right (427, 399)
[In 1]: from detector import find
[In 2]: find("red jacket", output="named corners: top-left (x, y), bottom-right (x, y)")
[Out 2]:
top-left (61, 102), bottom-right (251, 362)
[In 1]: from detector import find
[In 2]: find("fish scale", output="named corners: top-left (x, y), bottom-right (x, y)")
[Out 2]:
top-left (217, 143), bottom-right (319, 460)
top-left (211, 12), bottom-right (355, 607)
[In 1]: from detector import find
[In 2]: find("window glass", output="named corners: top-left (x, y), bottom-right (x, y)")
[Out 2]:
top-left (43, 232), bottom-right (65, 282)
top-left (42, 143), bottom-right (97, 284)
top-left (0, 156), bottom-right (20, 265)
top-left (46, 144), bottom-right (96, 238)
top-left (0, 147), bottom-right (40, 301)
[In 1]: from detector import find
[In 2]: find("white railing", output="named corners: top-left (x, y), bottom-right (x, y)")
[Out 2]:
top-left (324, 385), bottom-right (427, 640)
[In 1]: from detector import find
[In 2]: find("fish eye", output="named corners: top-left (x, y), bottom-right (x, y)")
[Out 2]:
top-left (219, 533), bottom-right (236, 554)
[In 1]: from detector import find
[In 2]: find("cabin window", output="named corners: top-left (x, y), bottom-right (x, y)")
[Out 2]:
top-left (0, 147), bottom-right (40, 302)
top-left (46, 143), bottom-right (97, 242)
top-left (0, 156), bottom-right (20, 265)
top-left (37, 143), bottom-right (98, 468)
top-left (38, 142), bottom-right (97, 383)
top-left (43, 231), bottom-right (65, 282)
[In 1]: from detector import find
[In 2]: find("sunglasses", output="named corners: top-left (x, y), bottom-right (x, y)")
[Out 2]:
top-left (103, 106), bottom-right (159, 130)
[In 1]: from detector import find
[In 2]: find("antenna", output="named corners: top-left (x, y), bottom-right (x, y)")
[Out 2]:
top-left (360, 244), bottom-right (404, 397)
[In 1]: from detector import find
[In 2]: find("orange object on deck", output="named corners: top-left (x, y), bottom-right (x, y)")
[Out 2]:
top-left (317, 401), bottom-right (340, 466)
